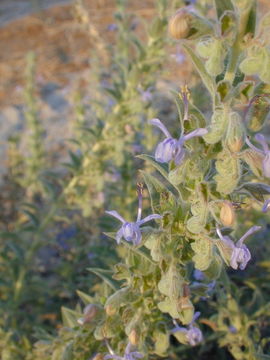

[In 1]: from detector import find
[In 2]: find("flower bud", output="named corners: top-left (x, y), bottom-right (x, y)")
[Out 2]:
top-left (77, 304), bottom-right (102, 325)
top-left (92, 354), bottom-right (104, 360)
top-left (168, 8), bottom-right (213, 40)
top-left (220, 201), bottom-right (235, 226)
top-left (225, 112), bottom-right (245, 152)
top-left (245, 95), bottom-right (270, 132)
top-left (105, 304), bottom-right (117, 316)
top-left (241, 148), bottom-right (263, 177)
top-left (128, 329), bottom-right (140, 345)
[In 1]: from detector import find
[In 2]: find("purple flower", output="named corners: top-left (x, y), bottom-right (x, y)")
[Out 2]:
top-left (149, 118), bottom-right (207, 165)
top-left (138, 87), bottom-right (153, 102)
top-left (262, 199), bottom-right (270, 213)
top-left (106, 185), bottom-right (161, 245)
top-left (171, 312), bottom-right (203, 346)
top-left (229, 326), bottom-right (237, 334)
top-left (216, 226), bottom-right (261, 270)
top-left (107, 23), bottom-right (118, 31)
top-left (171, 47), bottom-right (186, 64)
top-left (193, 269), bottom-right (205, 281)
top-left (246, 134), bottom-right (270, 177)
top-left (105, 342), bottom-right (143, 360)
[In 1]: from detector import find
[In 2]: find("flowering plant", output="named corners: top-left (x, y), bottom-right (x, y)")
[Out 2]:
top-left (4, 0), bottom-right (270, 359)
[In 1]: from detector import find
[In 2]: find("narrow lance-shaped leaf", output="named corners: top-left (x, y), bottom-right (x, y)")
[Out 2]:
top-left (182, 44), bottom-right (215, 97)
top-left (214, 0), bottom-right (234, 19)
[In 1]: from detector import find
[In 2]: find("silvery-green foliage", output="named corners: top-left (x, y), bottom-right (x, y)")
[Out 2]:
top-left (2, 0), bottom-right (270, 359)
top-left (21, 51), bottom-right (46, 195)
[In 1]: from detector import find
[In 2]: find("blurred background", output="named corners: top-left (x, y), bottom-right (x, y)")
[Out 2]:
top-left (1, 1), bottom-right (270, 359)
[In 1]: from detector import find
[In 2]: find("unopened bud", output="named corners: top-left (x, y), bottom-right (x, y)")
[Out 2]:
top-left (178, 296), bottom-right (193, 310)
top-left (220, 201), bottom-right (235, 226)
top-left (105, 304), bottom-right (117, 316)
top-left (245, 95), bottom-right (270, 132)
top-left (241, 149), bottom-right (263, 177)
top-left (92, 354), bottom-right (104, 360)
top-left (168, 8), bottom-right (213, 40)
top-left (77, 304), bottom-right (101, 325)
top-left (128, 329), bottom-right (139, 345)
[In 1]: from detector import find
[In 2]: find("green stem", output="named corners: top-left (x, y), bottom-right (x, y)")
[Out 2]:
top-left (224, 40), bottom-right (241, 83)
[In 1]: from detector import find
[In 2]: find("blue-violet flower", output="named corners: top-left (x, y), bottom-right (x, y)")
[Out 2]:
top-left (106, 184), bottom-right (161, 245)
top-left (216, 226), bottom-right (261, 270)
top-left (149, 118), bottom-right (207, 165)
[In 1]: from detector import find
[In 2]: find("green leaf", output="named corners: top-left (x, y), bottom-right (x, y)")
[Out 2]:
top-left (76, 290), bottom-right (95, 305)
top-left (61, 307), bottom-right (81, 328)
top-left (214, 0), bottom-right (234, 19)
top-left (244, 0), bottom-right (257, 36)
top-left (137, 154), bottom-right (169, 179)
top-left (240, 182), bottom-right (270, 201)
top-left (87, 267), bottom-right (117, 291)
top-left (153, 330), bottom-right (169, 356)
top-left (158, 264), bottom-right (183, 299)
top-left (105, 287), bottom-right (137, 309)
top-left (204, 254), bottom-right (223, 279)
top-left (144, 232), bottom-right (163, 262)
top-left (62, 343), bottom-right (73, 360)
top-left (140, 170), bottom-right (175, 212)
top-left (191, 238), bottom-right (213, 271)
top-left (182, 44), bottom-right (215, 97)
top-left (158, 297), bottom-right (179, 318)
top-left (203, 108), bottom-right (227, 144)
top-left (215, 151), bottom-right (241, 194)
top-left (168, 161), bottom-right (189, 186)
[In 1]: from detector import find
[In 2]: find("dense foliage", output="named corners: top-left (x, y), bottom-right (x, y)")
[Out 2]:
top-left (1, 0), bottom-right (270, 359)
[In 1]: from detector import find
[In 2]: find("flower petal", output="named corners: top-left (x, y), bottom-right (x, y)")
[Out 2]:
top-left (237, 225), bottom-right (262, 246)
top-left (171, 326), bottom-right (188, 334)
top-left (149, 118), bottom-right (172, 138)
top-left (174, 147), bottom-right (186, 165)
top-left (155, 138), bottom-right (177, 163)
top-left (230, 245), bottom-right (251, 270)
top-left (116, 228), bottom-right (123, 244)
top-left (182, 128), bottom-right (208, 141)
top-left (104, 355), bottom-right (122, 360)
top-left (191, 311), bottom-right (201, 324)
top-left (262, 152), bottom-right (270, 177)
top-left (186, 326), bottom-right (203, 346)
top-left (255, 133), bottom-right (269, 153)
top-left (137, 214), bottom-right (162, 226)
top-left (106, 210), bottom-right (126, 223)
top-left (262, 199), bottom-right (270, 213)
top-left (132, 228), bottom-right (142, 246)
